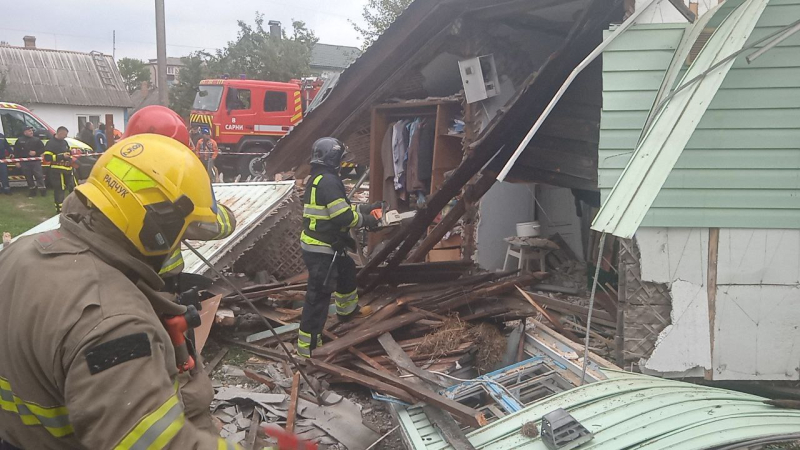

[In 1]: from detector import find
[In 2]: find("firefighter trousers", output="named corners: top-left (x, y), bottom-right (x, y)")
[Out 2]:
top-left (52, 170), bottom-right (76, 212)
top-left (299, 250), bottom-right (358, 353)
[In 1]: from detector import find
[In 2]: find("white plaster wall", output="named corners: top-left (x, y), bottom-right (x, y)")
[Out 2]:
top-left (636, 228), bottom-right (711, 375)
top-left (536, 185), bottom-right (584, 260)
top-left (25, 104), bottom-right (126, 136)
top-left (713, 229), bottom-right (800, 380)
top-left (636, 227), bottom-right (800, 381)
top-left (634, 0), bottom-right (717, 24)
top-left (476, 182), bottom-right (536, 271)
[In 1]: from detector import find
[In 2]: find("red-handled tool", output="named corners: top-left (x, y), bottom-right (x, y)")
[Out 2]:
top-left (163, 305), bottom-right (201, 372)
top-left (263, 425), bottom-right (319, 450)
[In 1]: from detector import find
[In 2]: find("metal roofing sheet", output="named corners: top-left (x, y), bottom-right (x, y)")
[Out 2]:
top-left (0, 46), bottom-right (133, 108)
top-left (8, 182), bottom-right (295, 276)
top-left (181, 181), bottom-right (294, 274)
top-left (311, 43), bottom-right (361, 70)
top-left (591, 0), bottom-right (768, 239)
top-left (442, 371), bottom-right (800, 450)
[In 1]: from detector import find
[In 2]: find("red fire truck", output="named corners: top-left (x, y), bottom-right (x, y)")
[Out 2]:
top-left (190, 78), bottom-right (317, 179)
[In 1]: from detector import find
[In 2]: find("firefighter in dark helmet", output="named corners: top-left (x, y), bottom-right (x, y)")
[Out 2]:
top-left (297, 137), bottom-right (381, 358)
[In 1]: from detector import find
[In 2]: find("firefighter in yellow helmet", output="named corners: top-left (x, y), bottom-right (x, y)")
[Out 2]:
top-left (0, 134), bottom-right (242, 449)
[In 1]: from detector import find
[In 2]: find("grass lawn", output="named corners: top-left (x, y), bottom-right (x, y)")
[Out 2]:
top-left (0, 188), bottom-right (57, 237)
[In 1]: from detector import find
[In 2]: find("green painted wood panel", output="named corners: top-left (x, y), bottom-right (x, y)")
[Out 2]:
top-left (600, 149), bottom-right (800, 169)
top-left (599, 0), bottom-right (800, 229)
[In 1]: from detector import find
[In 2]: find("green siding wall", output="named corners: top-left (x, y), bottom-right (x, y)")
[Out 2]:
top-left (599, 0), bottom-right (800, 229)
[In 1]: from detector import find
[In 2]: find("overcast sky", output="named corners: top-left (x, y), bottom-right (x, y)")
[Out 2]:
top-left (0, 0), bottom-right (367, 60)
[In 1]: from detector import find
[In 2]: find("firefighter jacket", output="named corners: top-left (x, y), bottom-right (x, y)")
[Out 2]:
top-left (43, 138), bottom-right (72, 171)
top-left (0, 201), bottom-right (241, 449)
top-left (300, 165), bottom-right (363, 254)
top-left (14, 135), bottom-right (44, 158)
top-left (158, 202), bottom-right (236, 277)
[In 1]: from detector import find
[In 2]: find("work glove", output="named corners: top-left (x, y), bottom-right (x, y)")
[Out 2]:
top-left (59, 152), bottom-right (71, 161)
top-left (362, 213), bottom-right (380, 231)
top-left (358, 201), bottom-right (383, 215)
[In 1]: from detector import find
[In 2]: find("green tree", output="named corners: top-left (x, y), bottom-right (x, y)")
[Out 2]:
top-left (351, 0), bottom-right (413, 49)
top-left (169, 53), bottom-right (209, 119)
top-left (168, 13), bottom-right (318, 119)
top-left (0, 72), bottom-right (7, 98)
top-left (117, 57), bottom-right (151, 94)
top-left (211, 15), bottom-right (317, 82)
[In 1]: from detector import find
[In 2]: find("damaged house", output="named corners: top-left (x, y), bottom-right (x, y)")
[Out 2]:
top-left (595, 0), bottom-right (800, 383)
top-left (264, 0), bottom-right (800, 385)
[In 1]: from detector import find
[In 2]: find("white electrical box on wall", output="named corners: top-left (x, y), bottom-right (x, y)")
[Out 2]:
top-left (458, 54), bottom-right (501, 104)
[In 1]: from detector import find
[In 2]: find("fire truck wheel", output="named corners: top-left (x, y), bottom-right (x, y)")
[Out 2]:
top-left (237, 145), bottom-right (272, 179)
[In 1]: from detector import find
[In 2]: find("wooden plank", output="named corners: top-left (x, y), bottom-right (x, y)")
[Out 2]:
top-left (433, 274), bottom-right (539, 314)
top-left (307, 359), bottom-right (416, 404)
top-left (217, 338), bottom-right (292, 363)
top-left (353, 362), bottom-right (487, 429)
top-left (246, 323), bottom-right (300, 343)
top-left (243, 368), bottom-right (277, 389)
top-left (378, 333), bottom-right (446, 388)
top-left (314, 311), bottom-right (427, 359)
top-left (516, 286), bottom-right (581, 342)
top-left (706, 227), bottom-right (719, 381)
top-left (520, 291), bottom-right (617, 326)
top-left (423, 406), bottom-right (477, 450)
top-left (322, 330), bottom-right (391, 374)
top-left (286, 372), bottom-right (301, 433)
top-left (204, 346), bottom-right (229, 374)
top-left (245, 409), bottom-right (260, 450)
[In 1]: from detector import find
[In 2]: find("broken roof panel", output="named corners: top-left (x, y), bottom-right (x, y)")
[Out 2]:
top-left (9, 182), bottom-right (295, 277)
top-left (592, 0), bottom-right (769, 238)
top-left (181, 182), bottom-right (295, 275)
top-left (427, 370), bottom-right (800, 449)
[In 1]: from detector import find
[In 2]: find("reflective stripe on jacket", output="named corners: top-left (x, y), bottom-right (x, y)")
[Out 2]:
top-left (0, 203), bottom-right (241, 449)
top-left (300, 167), bottom-right (362, 254)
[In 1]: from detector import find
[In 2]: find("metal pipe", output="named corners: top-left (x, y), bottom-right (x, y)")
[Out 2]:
top-left (347, 167), bottom-right (370, 201)
top-left (182, 240), bottom-right (330, 406)
top-left (155, 0), bottom-right (168, 107)
top-left (746, 21), bottom-right (800, 63)
top-left (496, 0), bottom-right (661, 182)
top-left (581, 232), bottom-right (606, 385)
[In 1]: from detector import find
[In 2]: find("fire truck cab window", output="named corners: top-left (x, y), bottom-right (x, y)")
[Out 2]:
top-left (264, 91), bottom-right (287, 112)
top-left (0, 110), bottom-right (27, 138)
top-left (226, 88), bottom-right (251, 111)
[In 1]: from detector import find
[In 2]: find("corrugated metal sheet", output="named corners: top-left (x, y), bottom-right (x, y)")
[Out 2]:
top-left (596, 0), bottom-right (800, 234)
top-left (181, 182), bottom-right (294, 274)
top-left (7, 182), bottom-right (295, 277)
top-left (437, 370), bottom-right (800, 449)
top-left (310, 43), bottom-right (361, 70)
top-left (0, 46), bottom-right (133, 108)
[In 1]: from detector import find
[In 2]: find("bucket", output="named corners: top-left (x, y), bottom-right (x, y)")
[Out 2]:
top-left (516, 221), bottom-right (541, 237)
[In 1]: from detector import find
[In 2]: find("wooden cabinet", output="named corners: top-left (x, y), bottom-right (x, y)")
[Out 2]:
top-left (367, 99), bottom-right (465, 262)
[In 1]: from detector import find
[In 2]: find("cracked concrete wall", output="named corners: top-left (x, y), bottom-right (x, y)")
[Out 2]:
top-left (634, 227), bottom-right (800, 381)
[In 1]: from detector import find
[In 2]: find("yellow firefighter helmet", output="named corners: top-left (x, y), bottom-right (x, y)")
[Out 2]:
top-left (75, 133), bottom-right (218, 257)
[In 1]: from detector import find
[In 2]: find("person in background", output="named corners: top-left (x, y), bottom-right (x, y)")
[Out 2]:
top-left (193, 127), bottom-right (219, 181)
top-left (189, 126), bottom-right (201, 148)
top-left (78, 122), bottom-right (96, 151)
top-left (0, 132), bottom-right (12, 195)
top-left (94, 123), bottom-right (108, 153)
top-left (43, 126), bottom-right (75, 213)
top-left (15, 126), bottom-right (46, 197)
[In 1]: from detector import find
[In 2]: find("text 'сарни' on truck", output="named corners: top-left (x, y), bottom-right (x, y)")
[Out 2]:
top-left (0, 102), bottom-right (94, 186)
top-left (190, 78), bottom-right (325, 180)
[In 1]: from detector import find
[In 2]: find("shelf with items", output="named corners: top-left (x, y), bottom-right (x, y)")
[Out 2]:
top-left (367, 98), bottom-right (466, 262)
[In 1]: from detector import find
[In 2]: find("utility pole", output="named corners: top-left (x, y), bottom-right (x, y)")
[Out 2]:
top-left (155, 0), bottom-right (168, 106)
top-left (112, 30), bottom-right (116, 60)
